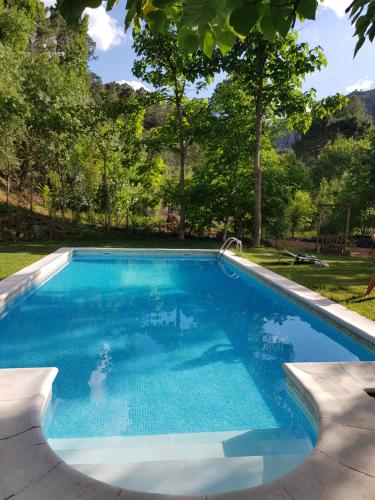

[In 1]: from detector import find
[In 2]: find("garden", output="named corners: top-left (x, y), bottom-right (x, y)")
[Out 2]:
top-left (1, 2), bottom-right (375, 499)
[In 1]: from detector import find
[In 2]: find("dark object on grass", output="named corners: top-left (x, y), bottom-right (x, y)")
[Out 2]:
top-left (279, 250), bottom-right (329, 268)
top-left (356, 235), bottom-right (375, 249)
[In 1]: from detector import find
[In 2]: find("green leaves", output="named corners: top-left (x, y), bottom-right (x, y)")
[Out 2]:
top-left (57, 0), bottom-right (344, 57)
top-left (229, 4), bottom-right (259, 36)
top-left (202, 30), bottom-right (215, 57)
top-left (296, 0), bottom-right (318, 20)
top-left (182, 0), bottom-right (217, 28)
top-left (178, 29), bottom-right (200, 54)
top-left (147, 10), bottom-right (167, 35)
top-left (55, 0), bottom-right (375, 58)
top-left (86, 0), bottom-right (103, 7)
top-left (106, 0), bottom-right (119, 10)
top-left (215, 29), bottom-right (237, 55)
top-left (347, 0), bottom-right (375, 56)
top-left (259, 15), bottom-right (276, 40)
top-left (56, 0), bottom-right (100, 25)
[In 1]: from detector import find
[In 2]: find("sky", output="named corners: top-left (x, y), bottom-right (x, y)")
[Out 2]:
top-left (41, 0), bottom-right (375, 99)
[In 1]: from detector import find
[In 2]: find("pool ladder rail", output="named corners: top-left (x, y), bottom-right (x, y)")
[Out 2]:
top-left (217, 237), bottom-right (243, 260)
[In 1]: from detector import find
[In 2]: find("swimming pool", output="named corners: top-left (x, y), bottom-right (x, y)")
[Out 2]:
top-left (0, 250), bottom-right (374, 494)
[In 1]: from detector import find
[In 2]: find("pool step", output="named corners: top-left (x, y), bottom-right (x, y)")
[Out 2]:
top-left (73, 454), bottom-right (307, 495)
top-left (49, 429), bottom-right (312, 494)
top-left (49, 428), bottom-right (312, 464)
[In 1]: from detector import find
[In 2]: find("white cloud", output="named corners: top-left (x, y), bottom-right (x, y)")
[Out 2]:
top-left (345, 78), bottom-right (374, 93)
top-left (85, 6), bottom-right (125, 52)
top-left (41, 1), bottom-right (125, 52)
top-left (118, 80), bottom-right (150, 91)
top-left (319, 0), bottom-right (348, 18)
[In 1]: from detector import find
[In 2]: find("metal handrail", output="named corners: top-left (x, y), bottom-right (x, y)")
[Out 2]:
top-left (217, 237), bottom-right (243, 259)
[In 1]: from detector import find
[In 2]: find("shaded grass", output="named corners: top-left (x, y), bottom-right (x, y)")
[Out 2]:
top-left (0, 239), bottom-right (374, 321)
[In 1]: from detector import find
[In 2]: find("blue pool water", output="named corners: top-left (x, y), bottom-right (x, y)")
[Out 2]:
top-left (0, 253), bottom-right (373, 442)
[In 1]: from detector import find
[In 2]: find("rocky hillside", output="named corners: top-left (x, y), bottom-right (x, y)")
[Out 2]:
top-left (351, 88), bottom-right (375, 121)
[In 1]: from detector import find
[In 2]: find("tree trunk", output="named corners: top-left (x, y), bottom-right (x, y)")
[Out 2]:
top-left (223, 217), bottom-right (229, 242)
top-left (29, 170), bottom-right (33, 213)
top-left (6, 174), bottom-right (10, 205)
top-left (253, 39), bottom-right (266, 246)
top-left (125, 208), bottom-right (129, 230)
top-left (103, 155), bottom-right (111, 231)
top-left (55, 144), bottom-right (65, 227)
top-left (4, 128), bottom-right (10, 205)
top-left (61, 176), bottom-right (66, 225)
top-left (176, 92), bottom-right (186, 240)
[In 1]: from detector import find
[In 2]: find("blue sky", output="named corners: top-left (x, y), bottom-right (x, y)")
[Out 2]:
top-left (43, 1), bottom-right (375, 99)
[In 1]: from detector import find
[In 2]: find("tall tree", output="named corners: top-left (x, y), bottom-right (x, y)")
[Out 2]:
top-left (133, 27), bottom-right (212, 239)
top-left (222, 32), bottom-right (343, 244)
top-left (189, 79), bottom-right (254, 240)
top-left (0, 1), bottom-right (34, 204)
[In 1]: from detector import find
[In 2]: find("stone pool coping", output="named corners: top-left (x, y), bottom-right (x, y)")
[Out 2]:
top-left (223, 252), bottom-right (375, 347)
top-left (1, 247), bottom-right (374, 346)
top-left (1, 248), bottom-right (375, 499)
top-left (1, 364), bottom-right (374, 499)
top-left (0, 247), bottom-right (215, 313)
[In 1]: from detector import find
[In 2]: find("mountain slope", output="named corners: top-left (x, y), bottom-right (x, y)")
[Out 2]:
top-left (351, 88), bottom-right (375, 121)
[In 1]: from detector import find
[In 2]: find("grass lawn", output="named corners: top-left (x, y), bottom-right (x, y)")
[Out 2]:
top-left (0, 239), bottom-right (374, 321)
top-left (242, 247), bottom-right (375, 321)
top-left (0, 238), bottom-right (220, 281)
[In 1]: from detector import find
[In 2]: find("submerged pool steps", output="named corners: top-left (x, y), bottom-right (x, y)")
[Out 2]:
top-left (73, 457), bottom-right (294, 494)
top-left (49, 429), bottom-right (312, 494)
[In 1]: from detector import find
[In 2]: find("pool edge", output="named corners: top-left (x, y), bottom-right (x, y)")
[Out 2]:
top-left (2, 247), bottom-right (372, 347)
top-left (223, 252), bottom-right (375, 347)
top-left (0, 247), bottom-right (73, 313)
top-left (1, 363), bottom-right (374, 499)
top-left (1, 248), bottom-right (375, 499)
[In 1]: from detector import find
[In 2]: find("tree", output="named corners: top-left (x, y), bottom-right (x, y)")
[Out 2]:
top-left (110, 105), bottom-right (147, 229)
top-left (0, 95), bottom-right (26, 204)
top-left (315, 137), bottom-right (375, 235)
top-left (184, 79), bottom-right (311, 240)
top-left (286, 190), bottom-right (314, 238)
top-left (312, 136), bottom-right (370, 188)
top-left (294, 95), bottom-right (373, 165)
top-left (0, 1), bottom-right (36, 205)
top-left (18, 5), bottom-right (92, 215)
top-left (222, 31), bottom-right (343, 244)
top-left (260, 149), bottom-right (311, 240)
top-left (187, 79), bottom-right (254, 239)
top-left (66, 134), bottom-right (101, 222)
top-left (133, 27), bottom-right (212, 239)
top-left (3, 0), bottom-right (43, 22)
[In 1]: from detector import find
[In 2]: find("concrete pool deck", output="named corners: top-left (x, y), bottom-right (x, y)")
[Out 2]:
top-left (0, 248), bottom-right (375, 499)
top-left (1, 363), bottom-right (374, 499)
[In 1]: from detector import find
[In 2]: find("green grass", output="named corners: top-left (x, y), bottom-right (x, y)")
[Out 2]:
top-left (242, 247), bottom-right (375, 321)
top-left (0, 238), bottom-right (220, 281)
top-left (0, 239), bottom-right (374, 321)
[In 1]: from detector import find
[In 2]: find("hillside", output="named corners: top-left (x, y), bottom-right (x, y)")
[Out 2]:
top-left (351, 88), bottom-right (375, 121)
